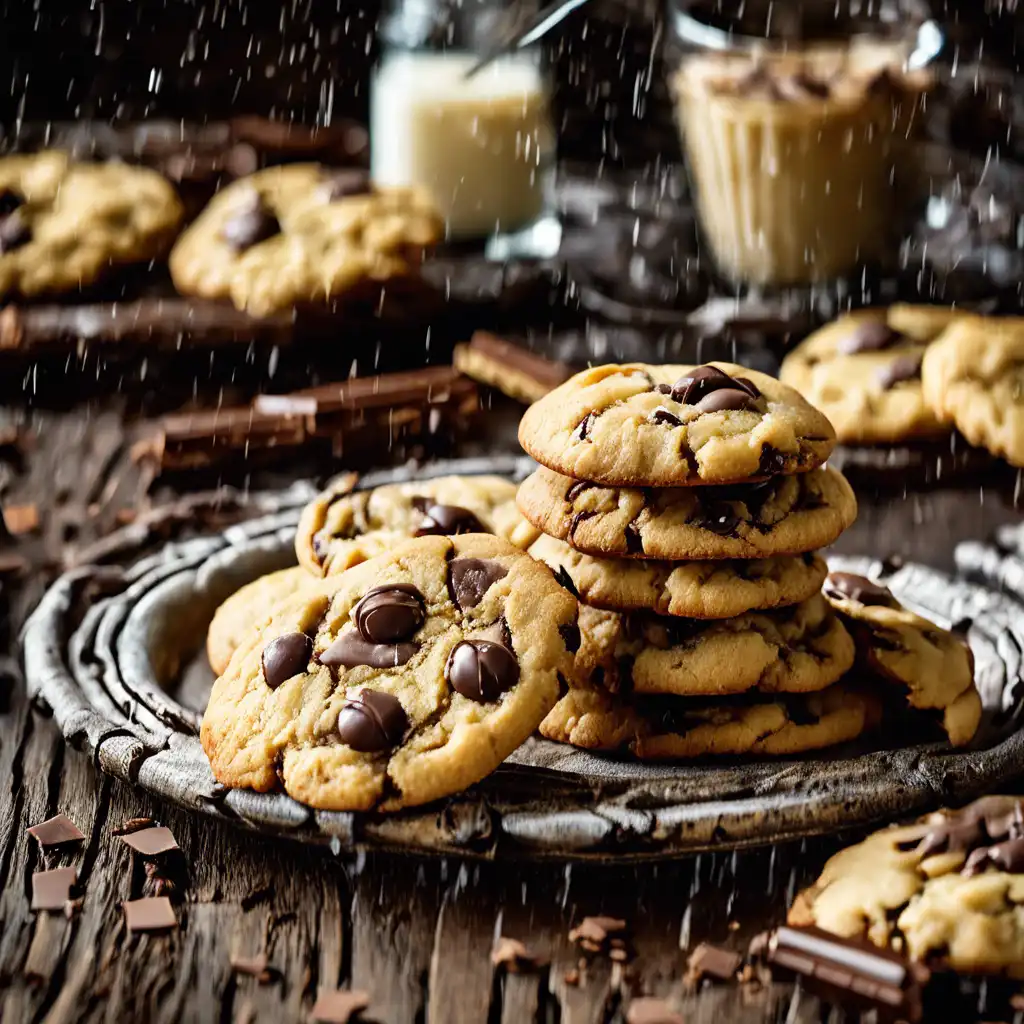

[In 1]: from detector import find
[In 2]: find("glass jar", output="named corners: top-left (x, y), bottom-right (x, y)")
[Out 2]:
top-left (664, 0), bottom-right (944, 289)
top-left (371, 0), bottom-right (557, 242)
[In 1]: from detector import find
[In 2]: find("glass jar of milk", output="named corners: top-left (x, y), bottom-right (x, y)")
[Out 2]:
top-left (372, 0), bottom-right (556, 241)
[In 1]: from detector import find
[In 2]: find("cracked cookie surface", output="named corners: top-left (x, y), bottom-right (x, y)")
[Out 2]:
top-left (780, 305), bottom-right (961, 445)
top-left (921, 315), bottom-right (1024, 467)
top-left (571, 597), bottom-right (854, 698)
top-left (790, 796), bottom-right (1024, 977)
top-left (529, 534), bottom-right (827, 619)
top-left (518, 363), bottom-right (836, 487)
top-left (823, 572), bottom-right (981, 747)
top-left (0, 150), bottom-right (184, 297)
top-left (540, 682), bottom-right (876, 758)
top-left (201, 534), bottom-right (578, 812)
top-left (517, 465), bottom-right (856, 560)
top-left (207, 567), bottom-right (319, 676)
top-left (170, 164), bottom-right (442, 315)
top-left (296, 474), bottom-right (539, 576)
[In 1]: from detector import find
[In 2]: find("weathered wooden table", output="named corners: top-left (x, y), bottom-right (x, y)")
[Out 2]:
top-left (1, 394), bottom-right (1021, 1024)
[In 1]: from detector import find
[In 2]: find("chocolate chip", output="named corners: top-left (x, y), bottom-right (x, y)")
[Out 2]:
top-left (0, 208), bottom-right (31, 253)
top-left (963, 836), bottom-right (1024, 876)
top-left (261, 633), bottom-right (313, 689)
top-left (319, 169), bottom-right (372, 201)
top-left (552, 565), bottom-right (581, 600)
top-left (337, 689), bottom-right (409, 752)
top-left (625, 523), bottom-right (644, 554)
top-left (447, 558), bottom-right (508, 611)
top-left (575, 412), bottom-right (596, 441)
top-left (654, 383), bottom-right (673, 396)
top-left (414, 502), bottom-right (486, 537)
top-left (694, 388), bottom-right (759, 414)
top-left (697, 503), bottom-right (740, 536)
top-left (565, 480), bottom-right (593, 502)
top-left (669, 365), bottom-right (731, 403)
top-left (220, 191), bottom-right (281, 250)
top-left (559, 621), bottom-right (581, 653)
top-left (823, 572), bottom-right (895, 607)
top-left (650, 407), bottom-right (682, 426)
top-left (446, 640), bottom-right (519, 702)
top-left (353, 585), bottom-right (425, 643)
top-left (876, 353), bottom-right (923, 391)
top-left (837, 320), bottom-right (901, 355)
top-left (319, 632), bottom-right (419, 669)
top-left (0, 190), bottom-right (22, 216)
top-left (757, 447), bottom-right (787, 476)
top-left (733, 376), bottom-right (761, 398)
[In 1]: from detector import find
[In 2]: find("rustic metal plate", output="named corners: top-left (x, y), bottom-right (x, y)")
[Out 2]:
top-left (22, 457), bottom-right (1024, 862)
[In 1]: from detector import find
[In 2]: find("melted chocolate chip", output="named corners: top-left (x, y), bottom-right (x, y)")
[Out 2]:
top-left (337, 689), bottom-right (409, 752)
top-left (319, 632), bottom-right (418, 669)
top-left (414, 502), bottom-right (487, 537)
top-left (651, 407), bottom-right (682, 426)
top-left (0, 190), bottom-right (22, 216)
top-left (669, 365), bottom-right (731, 404)
top-left (733, 376), bottom-right (762, 399)
top-left (221, 191), bottom-right (281, 250)
top-left (447, 558), bottom-right (508, 610)
top-left (963, 836), bottom-right (1024, 876)
top-left (694, 388), bottom-right (759, 414)
top-left (319, 169), bottom-right (372, 201)
top-left (910, 798), bottom-right (1024, 860)
top-left (0, 209), bottom-right (31, 253)
top-left (559, 621), bottom-right (581, 653)
top-left (446, 640), bottom-right (520, 703)
top-left (353, 585), bottom-right (425, 644)
top-left (575, 412), bottom-right (597, 441)
top-left (876, 353), bottom-right (923, 391)
top-left (261, 633), bottom-right (313, 689)
top-left (837, 320), bottom-right (901, 355)
top-left (696, 502), bottom-right (740, 537)
top-left (625, 524), bottom-right (644, 554)
top-left (757, 447), bottom-right (787, 476)
top-left (565, 480), bottom-right (592, 502)
top-left (823, 572), bottom-right (895, 607)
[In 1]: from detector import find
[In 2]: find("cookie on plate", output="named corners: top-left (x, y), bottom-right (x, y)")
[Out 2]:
top-left (789, 796), bottom-right (1024, 977)
top-left (572, 597), bottom-right (854, 697)
top-left (540, 682), bottom-right (878, 759)
top-left (201, 534), bottom-right (578, 812)
top-left (529, 534), bottom-right (828, 619)
top-left (518, 363), bottom-right (836, 487)
top-left (0, 151), bottom-right (184, 297)
top-left (921, 315), bottom-right (1024, 467)
top-left (517, 465), bottom-right (857, 561)
top-left (297, 474), bottom-right (539, 576)
top-left (780, 305), bottom-right (962, 445)
top-left (170, 164), bottom-right (442, 315)
top-left (823, 571), bottom-right (982, 747)
top-left (207, 566), bottom-right (318, 676)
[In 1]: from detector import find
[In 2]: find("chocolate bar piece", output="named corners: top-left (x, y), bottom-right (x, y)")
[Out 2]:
top-left (766, 926), bottom-right (929, 1023)
top-left (453, 331), bottom-right (573, 404)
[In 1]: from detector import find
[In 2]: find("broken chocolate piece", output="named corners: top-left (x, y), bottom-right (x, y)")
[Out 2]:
top-left (446, 640), bottom-right (519, 703)
top-left (823, 572), bottom-right (895, 607)
top-left (31, 867), bottom-right (77, 911)
top-left (353, 585), bottom-right (425, 644)
top-left (337, 689), bottom-right (409, 753)
top-left (453, 331), bottom-right (573, 403)
top-left (262, 633), bottom-right (313, 689)
top-left (669, 365), bottom-right (731, 404)
top-left (220, 190), bottom-right (280, 250)
top-left (319, 633), bottom-right (418, 669)
top-left (27, 813), bottom-right (85, 847)
top-left (123, 896), bottom-right (177, 933)
top-left (310, 988), bottom-right (371, 1024)
top-left (447, 558), bottom-right (508, 611)
top-left (119, 826), bottom-right (179, 857)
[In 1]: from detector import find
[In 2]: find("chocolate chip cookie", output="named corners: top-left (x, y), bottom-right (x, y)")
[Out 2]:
top-left (206, 567), bottom-right (318, 676)
top-left (790, 796), bottom-right (1024, 977)
top-left (517, 465), bottom-right (857, 561)
top-left (823, 572), bottom-right (982, 747)
top-left (540, 682), bottom-right (878, 759)
top-left (572, 597), bottom-right (854, 698)
top-left (780, 306), bottom-right (962, 445)
top-left (921, 315), bottom-right (1024, 467)
top-left (169, 164), bottom-right (442, 316)
top-left (518, 363), bottom-right (836, 487)
top-left (296, 475), bottom-right (539, 577)
top-left (529, 534), bottom-right (828, 619)
top-left (0, 151), bottom-right (184, 297)
top-left (201, 534), bottom-right (578, 812)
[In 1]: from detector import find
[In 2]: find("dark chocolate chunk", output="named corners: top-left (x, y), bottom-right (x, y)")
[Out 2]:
top-left (837, 319), bottom-right (901, 355)
top-left (650, 407), bottom-right (682, 426)
top-left (220, 190), bottom-right (281, 250)
top-left (823, 572), bottom-right (895, 607)
top-left (319, 169), bottom-right (372, 201)
top-left (337, 689), bottom-right (409, 752)
top-left (625, 523), bottom-right (644, 554)
top-left (877, 353), bottom-right (923, 391)
top-left (757, 447), bottom-right (787, 476)
top-left (353, 585), bottom-right (425, 643)
top-left (552, 565), bottom-right (581, 600)
top-left (963, 836), bottom-right (1024, 876)
top-left (414, 502), bottom-right (486, 537)
top-left (446, 640), bottom-right (519, 703)
top-left (261, 633), bottom-right (313, 688)
top-left (0, 189), bottom-right (22, 216)
top-left (0, 209), bottom-right (31, 253)
top-left (694, 388), bottom-right (759, 414)
top-left (447, 558), bottom-right (508, 611)
top-left (559, 621), bottom-right (582, 653)
top-left (319, 632), bottom-right (418, 669)
top-left (696, 502), bottom-right (740, 536)
top-left (669, 365), bottom-right (731, 404)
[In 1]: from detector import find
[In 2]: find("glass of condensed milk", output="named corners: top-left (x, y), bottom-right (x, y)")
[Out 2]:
top-left (371, 0), bottom-right (556, 242)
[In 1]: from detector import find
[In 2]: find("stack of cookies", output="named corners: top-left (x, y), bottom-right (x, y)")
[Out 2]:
top-left (516, 362), bottom-right (982, 759)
